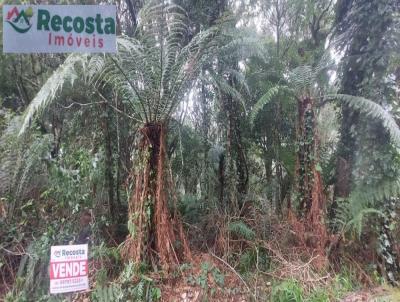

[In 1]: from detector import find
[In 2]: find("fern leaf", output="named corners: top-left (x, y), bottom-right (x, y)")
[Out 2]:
top-left (209, 71), bottom-right (248, 114)
top-left (327, 94), bottom-right (400, 147)
top-left (344, 208), bottom-right (384, 238)
top-left (250, 85), bottom-right (290, 126)
top-left (19, 54), bottom-right (88, 134)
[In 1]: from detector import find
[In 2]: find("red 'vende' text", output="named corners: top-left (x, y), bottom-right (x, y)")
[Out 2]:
top-left (50, 261), bottom-right (88, 279)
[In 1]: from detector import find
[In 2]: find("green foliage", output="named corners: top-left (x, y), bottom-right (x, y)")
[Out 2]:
top-left (1, 0), bottom-right (400, 299)
top-left (178, 194), bottom-right (205, 224)
top-left (288, 53), bottom-right (334, 96)
top-left (347, 208), bottom-right (384, 239)
top-left (211, 267), bottom-right (225, 288)
top-left (228, 220), bottom-right (255, 240)
top-left (3, 229), bottom-right (74, 301)
top-left (250, 85), bottom-right (290, 126)
top-left (43, 146), bottom-right (97, 211)
top-left (334, 177), bottom-right (400, 238)
top-left (331, 270), bottom-right (359, 298)
top-left (327, 94), bottom-right (400, 148)
top-left (377, 198), bottom-right (400, 284)
top-left (186, 261), bottom-right (225, 293)
top-left (92, 262), bottom-right (161, 302)
top-left (0, 115), bottom-right (51, 205)
top-left (92, 242), bottom-right (122, 285)
top-left (20, 54), bottom-right (87, 133)
top-left (208, 71), bottom-right (248, 114)
top-left (92, 242), bottom-right (121, 263)
top-left (271, 279), bottom-right (303, 302)
top-left (335, 198), bottom-right (384, 238)
top-left (169, 123), bottom-right (204, 195)
top-left (270, 271), bottom-right (360, 302)
top-left (19, 1), bottom-right (245, 133)
top-left (92, 283), bottom-right (124, 302)
top-left (237, 247), bottom-right (270, 274)
top-left (305, 289), bottom-right (329, 302)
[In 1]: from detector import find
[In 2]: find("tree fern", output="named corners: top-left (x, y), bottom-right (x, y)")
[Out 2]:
top-left (249, 55), bottom-right (400, 151)
top-left (19, 1), bottom-right (246, 134)
top-left (288, 65), bottom-right (314, 95)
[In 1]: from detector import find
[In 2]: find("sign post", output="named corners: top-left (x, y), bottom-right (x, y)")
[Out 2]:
top-left (49, 244), bottom-right (89, 294)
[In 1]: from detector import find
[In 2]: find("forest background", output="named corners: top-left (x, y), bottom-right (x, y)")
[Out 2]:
top-left (0, 0), bottom-right (400, 301)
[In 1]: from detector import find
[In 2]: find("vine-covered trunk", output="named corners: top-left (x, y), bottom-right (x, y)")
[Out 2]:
top-left (123, 123), bottom-right (190, 269)
top-left (295, 97), bottom-right (327, 266)
top-left (378, 198), bottom-right (400, 285)
top-left (297, 97), bottom-right (318, 213)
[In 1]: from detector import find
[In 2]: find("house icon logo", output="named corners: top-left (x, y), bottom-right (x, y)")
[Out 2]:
top-left (6, 7), bottom-right (34, 33)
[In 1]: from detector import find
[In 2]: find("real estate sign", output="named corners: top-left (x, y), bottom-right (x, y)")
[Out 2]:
top-left (3, 5), bottom-right (116, 53)
top-left (49, 244), bottom-right (89, 294)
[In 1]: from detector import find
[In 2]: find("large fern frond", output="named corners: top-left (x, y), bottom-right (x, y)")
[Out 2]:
top-left (334, 178), bottom-right (400, 237)
top-left (336, 205), bottom-right (384, 238)
top-left (288, 65), bottom-right (314, 95)
top-left (250, 85), bottom-right (291, 126)
top-left (1, 116), bottom-right (50, 199)
top-left (19, 54), bottom-right (89, 134)
top-left (326, 94), bottom-right (400, 147)
top-left (208, 71), bottom-right (248, 113)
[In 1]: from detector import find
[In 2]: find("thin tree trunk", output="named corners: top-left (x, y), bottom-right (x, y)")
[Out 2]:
top-left (50, 112), bottom-right (63, 159)
top-left (101, 103), bottom-right (117, 221)
top-left (275, 102), bottom-right (283, 216)
top-left (114, 95), bottom-right (122, 217)
top-left (224, 76), bottom-right (249, 209)
top-left (218, 153), bottom-right (225, 205)
top-left (200, 73), bottom-right (211, 201)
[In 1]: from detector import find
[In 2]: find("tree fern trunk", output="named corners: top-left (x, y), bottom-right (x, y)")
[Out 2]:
top-left (296, 97), bottom-right (328, 266)
top-left (123, 123), bottom-right (190, 269)
top-left (297, 97), bottom-right (317, 215)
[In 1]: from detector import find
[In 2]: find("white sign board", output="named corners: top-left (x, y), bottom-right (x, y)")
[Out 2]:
top-left (49, 244), bottom-right (89, 294)
top-left (3, 5), bottom-right (116, 53)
